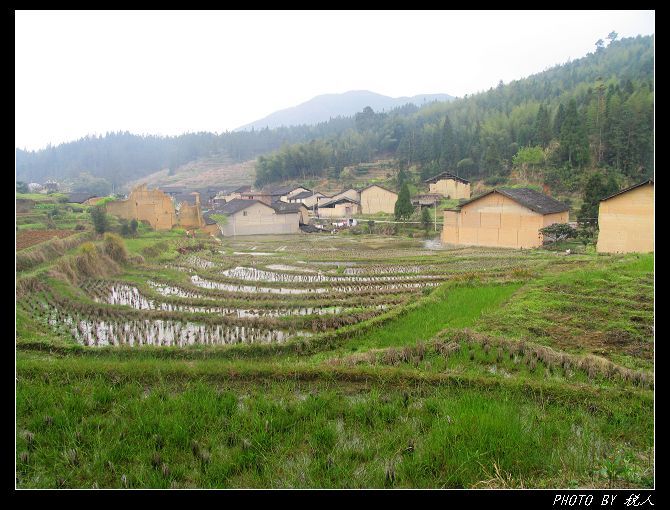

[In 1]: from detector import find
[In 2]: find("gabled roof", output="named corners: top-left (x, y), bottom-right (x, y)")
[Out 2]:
top-left (232, 185), bottom-right (252, 194)
top-left (424, 172), bottom-right (470, 185)
top-left (318, 196), bottom-right (360, 208)
top-left (67, 192), bottom-right (98, 203)
top-left (600, 179), bottom-right (654, 202)
top-left (218, 198), bottom-right (272, 215)
top-left (459, 188), bottom-right (569, 215)
top-left (289, 190), bottom-right (320, 200)
top-left (358, 184), bottom-right (398, 195)
top-left (271, 202), bottom-right (308, 214)
top-left (266, 185), bottom-right (295, 195)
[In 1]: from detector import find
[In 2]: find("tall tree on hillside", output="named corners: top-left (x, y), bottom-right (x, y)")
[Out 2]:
top-left (532, 104), bottom-right (552, 148)
top-left (394, 183), bottom-right (413, 220)
top-left (560, 99), bottom-right (589, 167)
top-left (553, 103), bottom-right (566, 137)
top-left (439, 115), bottom-right (458, 170)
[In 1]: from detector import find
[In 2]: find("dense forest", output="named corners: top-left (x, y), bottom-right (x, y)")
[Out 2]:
top-left (255, 34), bottom-right (653, 191)
top-left (16, 34), bottom-right (653, 195)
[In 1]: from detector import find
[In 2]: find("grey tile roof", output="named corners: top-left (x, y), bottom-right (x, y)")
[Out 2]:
top-left (424, 172), bottom-right (470, 185)
top-left (459, 188), bottom-right (568, 215)
top-left (218, 199), bottom-right (270, 215)
top-left (600, 179), bottom-right (654, 202)
top-left (271, 202), bottom-right (307, 214)
top-left (318, 196), bottom-right (361, 208)
top-left (67, 192), bottom-right (98, 203)
top-left (290, 190), bottom-right (318, 200)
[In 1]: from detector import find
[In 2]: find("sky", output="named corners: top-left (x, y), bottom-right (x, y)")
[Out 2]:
top-left (15, 10), bottom-right (654, 151)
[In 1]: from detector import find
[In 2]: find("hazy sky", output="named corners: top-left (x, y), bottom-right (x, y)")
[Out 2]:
top-left (15, 10), bottom-right (654, 151)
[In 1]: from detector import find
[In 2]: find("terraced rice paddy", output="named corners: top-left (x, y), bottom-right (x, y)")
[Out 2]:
top-left (16, 232), bottom-right (654, 488)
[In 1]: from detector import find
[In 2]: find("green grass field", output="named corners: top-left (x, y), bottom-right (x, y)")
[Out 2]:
top-left (15, 206), bottom-right (654, 488)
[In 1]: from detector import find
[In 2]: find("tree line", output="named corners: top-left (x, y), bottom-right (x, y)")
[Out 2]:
top-left (254, 35), bottom-right (653, 192)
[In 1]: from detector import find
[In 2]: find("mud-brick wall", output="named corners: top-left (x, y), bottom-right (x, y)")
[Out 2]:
top-left (360, 186), bottom-right (397, 214)
top-left (597, 183), bottom-right (654, 253)
top-left (441, 192), bottom-right (567, 249)
top-left (177, 195), bottom-right (204, 229)
top-left (429, 179), bottom-right (471, 199)
top-left (105, 185), bottom-right (176, 230)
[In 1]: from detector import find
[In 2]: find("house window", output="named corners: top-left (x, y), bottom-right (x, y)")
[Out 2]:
top-left (243, 211), bottom-right (247, 216)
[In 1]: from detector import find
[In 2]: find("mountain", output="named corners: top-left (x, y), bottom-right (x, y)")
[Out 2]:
top-left (235, 90), bottom-right (455, 131)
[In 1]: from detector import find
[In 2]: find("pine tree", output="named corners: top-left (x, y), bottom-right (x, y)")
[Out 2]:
top-left (394, 183), bottom-right (413, 220)
top-left (421, 207), bottom-right (431, 231)
top-left (560, 99), bottom-right (589, 167)
top-left (439, 115), bottom-right (457, 170)
top-left (533, 104), bottom-right (552, 148)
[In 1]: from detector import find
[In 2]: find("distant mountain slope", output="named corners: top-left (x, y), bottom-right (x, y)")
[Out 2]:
top-left (236, 90), bottom-right (455, 131)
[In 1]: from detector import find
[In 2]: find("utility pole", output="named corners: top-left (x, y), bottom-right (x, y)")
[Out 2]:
top-left (434, 198), bottom-right (437, 232)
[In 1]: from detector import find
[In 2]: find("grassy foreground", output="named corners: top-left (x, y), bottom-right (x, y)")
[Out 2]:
top-left (15, 224), bottom-right (654, 488)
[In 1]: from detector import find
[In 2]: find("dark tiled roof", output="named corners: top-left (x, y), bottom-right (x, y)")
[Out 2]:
top-left (218, 199), bottom-right (270, 215)
top-left (290, 190), bottom-right (318, 200)
top-left (67, 192), bottom-right (97, 203)
top-left (460, 188), bottom-right (568, 215)
top-left (424, 172), bottom-right (470, 185)
top-left (172, 192), bottom-right (199, 205)
top-left (600, 179), bottom-right (654, 202)
top-left (266, 185), bottom-right (295, 195)
top-left (201, 211), bottom-right (218, 225)
top-left (318, 196), bottom-right (360, 208)
top-left (233, 185), bottom-right (252, 193)
top-left (358, 184), bottom-right (398, 195)
top-left (271, 202), bottom-right (307, 214)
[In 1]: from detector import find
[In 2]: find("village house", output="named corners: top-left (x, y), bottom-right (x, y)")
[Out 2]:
top-left (358, 184), bottom-right (398, 214)
top-left (287, 190), bottom-right (326, 210)
top-left (425, 172), bottom-right (471, 199)
top-left (316, 196), bottom-right (361, 218)
top-left (442, 187), bottom-right (569, 249)
top-left (271, 201), bottom-right (310, 225)
top-left (218, 185), bottom-right (252, 203)
top-left (216, 198), bottom-right (302, 236)
top-left (596, 179), bottom-right (654, 254)
top-left (280, 186), bottom-right (312, 202)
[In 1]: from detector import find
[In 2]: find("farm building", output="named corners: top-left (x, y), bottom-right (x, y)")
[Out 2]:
top-left (216, 199), bottom-right (302, 236)
top-left (425, 172), bottom-right (471, 199)
top-left (317, 196), bottom-right (361, 218)
top-left (596, 179), bottom-right (654, 254)
top-left (442, 188), bottom-right (569, 249)
top-left (359, 184), bottom-right (398, 214)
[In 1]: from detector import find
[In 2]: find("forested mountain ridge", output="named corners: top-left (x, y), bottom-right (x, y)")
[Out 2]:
top-left (235, 90), bottom-right (454, 131)
top-left (16, 35), bottom-right (652, 197)
top-left (255, 35), bottom-right (653, 192)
